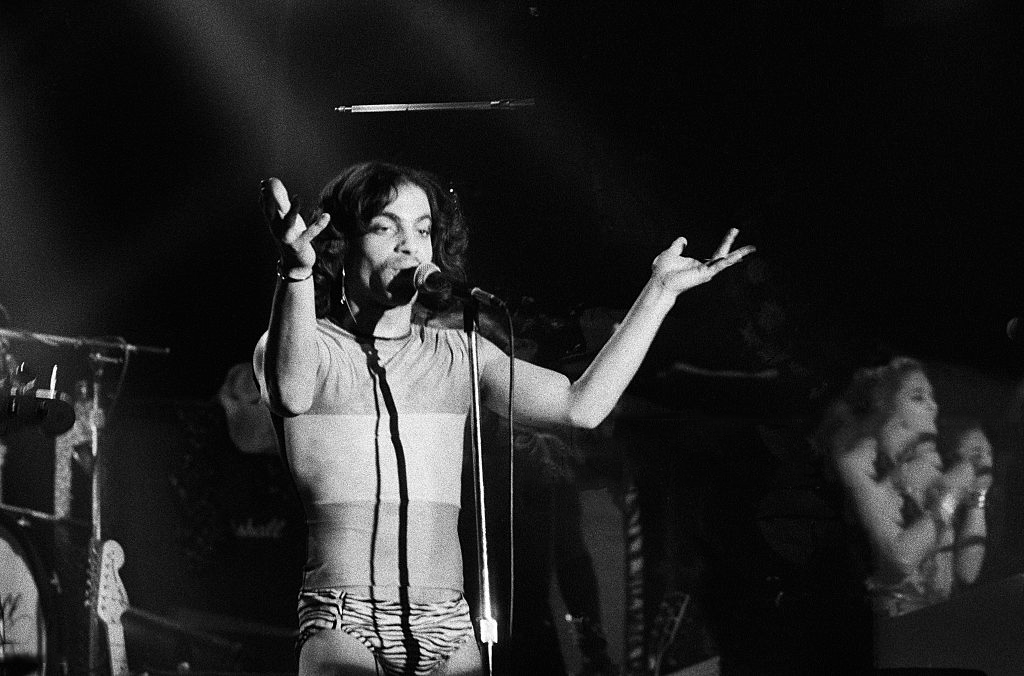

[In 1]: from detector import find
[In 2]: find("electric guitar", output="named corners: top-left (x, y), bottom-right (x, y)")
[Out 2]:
top-left (95, 539), bottom-right (130, 676)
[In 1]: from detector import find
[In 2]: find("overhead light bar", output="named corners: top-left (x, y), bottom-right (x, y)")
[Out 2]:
top-left (334, 98), bottom-right (535, 113)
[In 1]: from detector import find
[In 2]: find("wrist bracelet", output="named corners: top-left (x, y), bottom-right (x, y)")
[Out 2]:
top-left (277, 263), bottom-right (313, 283)
top-left (929, 505), bottom-right (953, 531)
top-left (969, 490), bottom-right (988, 510)
top-left (930, 493), bottom-right (957, 529)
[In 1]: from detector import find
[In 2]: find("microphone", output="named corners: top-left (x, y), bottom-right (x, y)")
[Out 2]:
top-left (413, 263), bottom-right (507, 309)
top-left (1008, 317), bottom-right (1022, 342)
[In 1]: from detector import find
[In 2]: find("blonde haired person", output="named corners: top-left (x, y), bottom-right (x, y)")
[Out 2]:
top-left (818, 357), bottom-right (989, 617)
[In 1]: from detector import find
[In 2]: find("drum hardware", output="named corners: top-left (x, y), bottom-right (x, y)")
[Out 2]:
top-left (0, 326), bottom-right (169, 530)
top-left (2, 359), bottom-right (74, 438)
top-left (1, 327), bottom-right (169, 675)
top-left (0, 329), bottom-right (170, 359)
top-left (0, 502), bottom-right (90, 532)
top-left (1, 511), bottom-right (57, 675)
top-left (2, 388), bottom-right (75, 438)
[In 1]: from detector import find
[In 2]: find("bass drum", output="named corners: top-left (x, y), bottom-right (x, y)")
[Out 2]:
top-left (0, 511), bottom-right (60, 675)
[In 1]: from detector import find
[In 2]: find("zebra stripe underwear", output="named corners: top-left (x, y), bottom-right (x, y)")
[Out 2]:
top-left (297, 588), bottom-right (476, 675)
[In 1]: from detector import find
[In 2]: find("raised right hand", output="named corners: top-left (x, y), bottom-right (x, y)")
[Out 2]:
top-left (259, 177), bottom-right (331, 274)
top-left (942, 459), bottom-right (978, 500)
top-left (955, 427), bottom-right (994, 492)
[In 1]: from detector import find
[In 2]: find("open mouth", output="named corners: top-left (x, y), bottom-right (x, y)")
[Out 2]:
top-left (386, 266), bottom-right (418, 294)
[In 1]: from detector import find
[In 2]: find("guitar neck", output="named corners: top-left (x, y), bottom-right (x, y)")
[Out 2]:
top-left (106, 621), bottom-right (129, 676)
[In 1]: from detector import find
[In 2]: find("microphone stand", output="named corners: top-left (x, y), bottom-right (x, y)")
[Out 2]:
top-left (464, 300), bottom-right (498, 674)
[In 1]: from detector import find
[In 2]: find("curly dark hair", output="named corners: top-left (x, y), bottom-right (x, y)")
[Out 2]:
top-left (307, 161), bottom-right (469, 317)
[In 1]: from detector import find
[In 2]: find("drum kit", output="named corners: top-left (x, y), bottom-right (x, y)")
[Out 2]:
top-left (1, 326), bottom-right (168, 676)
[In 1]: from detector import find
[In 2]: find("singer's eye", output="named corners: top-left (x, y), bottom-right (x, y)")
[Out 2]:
top-left (418, 227), bottom-right (432, 237)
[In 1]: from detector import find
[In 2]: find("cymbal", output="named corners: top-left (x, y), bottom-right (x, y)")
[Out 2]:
top-left (1, 387), bottom-right (74, 436)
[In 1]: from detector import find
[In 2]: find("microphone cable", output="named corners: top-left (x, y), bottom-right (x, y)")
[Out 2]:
top-left (504, 305), bottom-right (516, 637)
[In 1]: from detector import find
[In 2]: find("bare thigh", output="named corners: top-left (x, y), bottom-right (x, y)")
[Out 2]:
top-left (298, 627), bottom-right (378, 676)
top-left (436, 636), bottom-right (482, 675)
top-left (299, 627), bottom-right (482, 676)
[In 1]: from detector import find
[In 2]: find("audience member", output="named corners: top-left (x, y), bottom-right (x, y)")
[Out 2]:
top-left (817, 357), bottom-right (989, 617)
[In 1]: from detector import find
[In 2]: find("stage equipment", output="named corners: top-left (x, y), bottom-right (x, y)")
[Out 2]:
top-left (0, 510), bottom-right (60, 675)
top-left (414, 262), bottom-right (507, 309)
top-left (1, 390), bottom-right (74, 438)
top-left (2, 347), bottom-right (74, 438)
top-left (334, 98), bottom-right (535, 113)
top-left (462, 299), bottom-right (500, 675)
top-left (0, 327), bottom-right (168, 675)
top-left (874, 573), bottom-right (1024, 674)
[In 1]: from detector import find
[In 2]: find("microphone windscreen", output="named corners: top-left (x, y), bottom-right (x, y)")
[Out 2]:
top-left (1008, 317), bottom-right (1021, 342)
top-left (413, 262), bottom-right (444, 293)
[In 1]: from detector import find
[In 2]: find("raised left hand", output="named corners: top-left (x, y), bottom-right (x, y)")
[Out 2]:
top-left (651, 228), bottom-right (756, 296)
top-left (956, 427), bottom-right (994, 493)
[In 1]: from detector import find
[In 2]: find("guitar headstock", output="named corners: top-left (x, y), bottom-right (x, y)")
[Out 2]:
top-left (97, 539), bottom-right (128, 625)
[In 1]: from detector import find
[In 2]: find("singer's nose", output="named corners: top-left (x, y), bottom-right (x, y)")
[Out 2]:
top-left (393, 227), bottom-right (413, 254)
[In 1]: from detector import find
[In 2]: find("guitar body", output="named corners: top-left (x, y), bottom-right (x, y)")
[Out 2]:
top-left (95, 539), bottom-right (130, 676)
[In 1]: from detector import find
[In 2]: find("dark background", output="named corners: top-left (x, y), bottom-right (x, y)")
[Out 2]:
top-left (3, 0), bottom-right (1024, 394)
top-left (3, 1), bottom-right (1024, 673)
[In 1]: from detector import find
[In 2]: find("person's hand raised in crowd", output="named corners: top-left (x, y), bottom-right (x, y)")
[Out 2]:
top-left (259, 177), bottom-right (331, 275)
top-left (924, 460), bottom-right (974, 526)
top-left (956, 427), bottom-right (995, 493)
top-left (650, 228), bottom-right (756, 297)
top-left (942, 459), bottom-right (977, 498)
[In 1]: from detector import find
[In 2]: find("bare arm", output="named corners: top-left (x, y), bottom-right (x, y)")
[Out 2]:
top-left (952, 429), bottom-right (993, 586)
top-left (257, 178), bottom-right (331, 416)
top-left (835, 441), bottom-right (944, 576)
top-left (955, 499), bottom-right (987, 586)
top-left (481, 230), bottom-right (754, 428)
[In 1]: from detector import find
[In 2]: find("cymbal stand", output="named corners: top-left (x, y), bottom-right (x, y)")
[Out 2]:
top-left (0, 327), bottom-right (170, 535)
top-left (83, 350), bottom-right (115, 675)
top-left (86, 351), bottom-right (120, 542)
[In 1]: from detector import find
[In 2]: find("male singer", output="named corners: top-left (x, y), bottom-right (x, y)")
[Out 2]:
top-left (254, 161), bottom-right (754, 675)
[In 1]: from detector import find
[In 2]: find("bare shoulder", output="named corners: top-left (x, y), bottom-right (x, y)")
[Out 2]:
top-left (833, 437), bottom-right (905, 530)
top-left (834, 437), bottom-right (879, 486)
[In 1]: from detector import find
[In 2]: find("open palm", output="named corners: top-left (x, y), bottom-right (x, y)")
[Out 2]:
top-left (652, 228), bottom-right (756, 295)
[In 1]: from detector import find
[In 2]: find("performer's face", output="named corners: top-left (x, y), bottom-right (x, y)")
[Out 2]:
top-left (890, 370), bottom-right (938, 437)
top-left (349, 182), bottom-right (433, 307)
